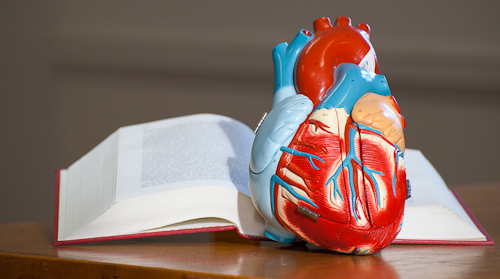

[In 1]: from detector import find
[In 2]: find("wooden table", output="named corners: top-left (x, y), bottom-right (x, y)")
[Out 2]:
top-left (1, 184), bottom-right (498, 279)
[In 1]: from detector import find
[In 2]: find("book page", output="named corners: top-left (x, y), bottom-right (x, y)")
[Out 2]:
top-left (404, 149), bottom-right (438, 207)
top-left (397, 204), bottom-right (485, 241)
top-left (403, 149), bottom-right (482, 236)
top-left (115, 114), bottom-right (255, 201)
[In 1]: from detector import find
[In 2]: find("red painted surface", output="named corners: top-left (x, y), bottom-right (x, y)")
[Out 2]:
top-left (274, 114), bottom-right (406, 254)
top-left (295, 16), bottom-right (379, 106)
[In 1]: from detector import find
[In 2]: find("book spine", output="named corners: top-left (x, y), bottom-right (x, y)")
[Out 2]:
top-left (53, 169), bottom-right (62, 246)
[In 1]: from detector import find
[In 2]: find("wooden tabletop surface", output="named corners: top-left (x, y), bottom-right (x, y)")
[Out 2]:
top-left (1, 184), bottom-right (498, 279)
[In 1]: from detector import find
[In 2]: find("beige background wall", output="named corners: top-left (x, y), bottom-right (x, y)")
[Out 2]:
top-left (1, 1), bottom-right (499, 223)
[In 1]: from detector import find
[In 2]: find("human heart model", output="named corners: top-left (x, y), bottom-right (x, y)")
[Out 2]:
top-left (248, 16), bottom-right (408, 255)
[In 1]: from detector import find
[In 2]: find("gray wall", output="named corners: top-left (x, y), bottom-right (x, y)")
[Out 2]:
top-left (1, 1), bottom-right (499, 223)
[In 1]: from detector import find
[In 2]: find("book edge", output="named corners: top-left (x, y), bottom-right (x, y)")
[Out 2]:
top-left (53, 169), bottom-right (268, 246)
top-left (392, 190), bottom-right (494, 245)
top-left (53, 169), bottom-right (62, 245)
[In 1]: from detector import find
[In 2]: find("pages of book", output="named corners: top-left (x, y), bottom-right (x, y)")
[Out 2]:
top-left (58, 114), bottom-right (261, 242)
top-left (60, 132), bottom-right (119, 241)
top-left (396, 149), bottom-right (486, 241)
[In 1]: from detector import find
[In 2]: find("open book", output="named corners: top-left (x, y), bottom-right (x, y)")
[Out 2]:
top-left (53, 114), bottom-right (493, 246)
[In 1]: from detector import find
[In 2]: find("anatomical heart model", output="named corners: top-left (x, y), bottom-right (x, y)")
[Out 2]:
top-left (249, 17), bottom-right (408, 255)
